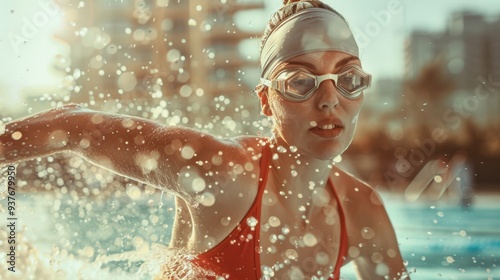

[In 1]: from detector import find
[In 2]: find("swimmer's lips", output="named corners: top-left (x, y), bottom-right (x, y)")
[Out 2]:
top-left (309, 119), bottom-right (344, 138)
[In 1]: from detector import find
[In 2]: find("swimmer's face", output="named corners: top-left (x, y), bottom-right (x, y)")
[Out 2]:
top-left (260, 51), bottom-right (365, 160)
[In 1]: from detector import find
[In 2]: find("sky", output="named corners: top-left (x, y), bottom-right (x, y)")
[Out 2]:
top-left (0, 0), bottom-right (499, 114)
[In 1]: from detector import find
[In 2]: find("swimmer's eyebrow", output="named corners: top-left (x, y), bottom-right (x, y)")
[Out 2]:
top-left (335, 56), bottom-right (360, 69)
top-left (285, 56), bottom-right (360, 71)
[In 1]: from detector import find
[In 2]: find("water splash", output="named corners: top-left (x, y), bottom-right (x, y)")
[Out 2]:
top-left (0, 227), bottom-right (72, 280)
top-left (138, 244), bottom-right (218, 279)
top-left (158, 191), bottom-right (165, 208)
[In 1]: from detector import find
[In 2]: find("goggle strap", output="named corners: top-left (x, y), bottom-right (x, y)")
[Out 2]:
top-left (260, 78), bottom-right (285, 92)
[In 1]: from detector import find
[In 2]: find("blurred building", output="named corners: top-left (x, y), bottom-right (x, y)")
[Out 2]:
top-left (405, 11), bottom-right (500, 127)
top-left (488, 19), bottom-right (500, 83)
top-left (406, 11), bottom-right (500, 89)
top-left (52, 0), bottom-right (265, 133)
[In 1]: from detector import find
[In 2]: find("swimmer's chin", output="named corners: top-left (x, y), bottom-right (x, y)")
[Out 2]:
top-left (308, 151), bottom-right (343, 162)
top-left (321, 148), bottom-right (348, 162)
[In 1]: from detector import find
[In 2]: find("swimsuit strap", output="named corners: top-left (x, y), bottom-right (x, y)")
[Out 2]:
top-left (329, 176), bottom-right (348, 279)
top-left (254, 142), bottom-right (272, 279)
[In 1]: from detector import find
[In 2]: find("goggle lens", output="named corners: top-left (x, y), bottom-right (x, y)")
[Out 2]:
top-left (262, 65), bottom-right (371, 101)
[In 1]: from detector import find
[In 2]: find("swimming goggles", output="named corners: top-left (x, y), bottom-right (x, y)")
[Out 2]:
top-left (260, 65), bottom-right (372, 102)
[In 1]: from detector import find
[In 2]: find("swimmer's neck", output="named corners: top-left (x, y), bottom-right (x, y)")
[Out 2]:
top-left (267, 139), bottom-right (335, 193)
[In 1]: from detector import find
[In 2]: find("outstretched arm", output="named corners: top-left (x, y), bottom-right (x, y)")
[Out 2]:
top-left (0, 104), bottom-right (247, 195)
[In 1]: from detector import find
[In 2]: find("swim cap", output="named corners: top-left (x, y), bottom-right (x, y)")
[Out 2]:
top-left (260, 8), bottom-right (359, 78)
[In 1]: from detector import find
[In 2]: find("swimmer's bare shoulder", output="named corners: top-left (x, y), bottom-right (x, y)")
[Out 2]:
top-left (330, 166), bottom-right (409, 279)
top-left (330, 166), bottom-right (384, 211)
top-left (169, 135), bottom-right (268, 252)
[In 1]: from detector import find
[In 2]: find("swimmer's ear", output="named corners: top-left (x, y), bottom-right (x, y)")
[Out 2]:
top-left (256, 85), bottom-right (272, 117)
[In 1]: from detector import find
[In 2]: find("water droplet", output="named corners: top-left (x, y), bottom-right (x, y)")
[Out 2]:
top-left (281, 226), bottom-right (290, 235)
top-left (268, 216), bottom-right (281, 227)
top-left (290, 146), bottom-right (298, 153)
top-left (269, 234), bottom-right (278, 243)
top-left (11, 131), bottom-right (22, 140)
top-left (371, 252), bottom-right (384, 263)
top-left (266, 245), bottom-right (277, 254)
top-left (375, 262), bottom-right (389, 276)
top-left (291, 170), bottom-right (298, 177)
top-left (221, 216), bottom-right (231, 226)
top-left (126, 185), bottom-right (141, 200)
top-left (117, 71), bottom-right (137, 91)
top-left (136, 152), bottom-right (160, 173)
top-left (180, 84), bottom-right (192, 97)
top-left (387, 248), bottom-right (397, 258)
top-left (196, 192), bottom-right (216, 207)
top-left (348, 246), bottom-right (360, 258)
top-left (303, 233), bottom-right (317, 247)
top-left (312, 188), bottom-right (331, 207)
top-left (333, 155), bottom-right (342, 163)
top-left (316, 252), bottom-right (330, 265)
top-left (192, 177), bottom-right (206, 192)
top-left (298, 205), bottom-right (306, 212)
top-left (433, 175), bottom-right (443, 183)
top-left (277, 146), bottom-right (287, 153)
top-left (181, 145), bottom-right (195, 159)
top-left (48, 130), bottom-right (69, 148)
top-left (80, 246), bottom-right (95, 258)
top-left (285, 249), bottom-right (298, 260)
top-left (246, 216), bottom-right (258, 227)
top-left (262, 265), bottom-right (275, 277)
top-left (361, 227), bottom-right (376, 239)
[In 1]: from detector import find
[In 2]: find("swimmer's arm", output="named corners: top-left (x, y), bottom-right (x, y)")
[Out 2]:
top-left (351, 187), bottom-right (409, 280)
top-left (0, 104), bottom-right (245, 193)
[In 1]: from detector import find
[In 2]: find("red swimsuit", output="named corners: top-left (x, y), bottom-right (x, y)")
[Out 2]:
top-left (192, 144), bottom-right (348, 279)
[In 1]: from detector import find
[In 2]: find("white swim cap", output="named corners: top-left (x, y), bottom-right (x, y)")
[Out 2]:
top-left (260, 8), bottom-right (359, 79)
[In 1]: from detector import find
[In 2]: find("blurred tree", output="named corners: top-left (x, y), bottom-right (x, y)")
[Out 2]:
top-left (407, 59), bottom-right (455, 101)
